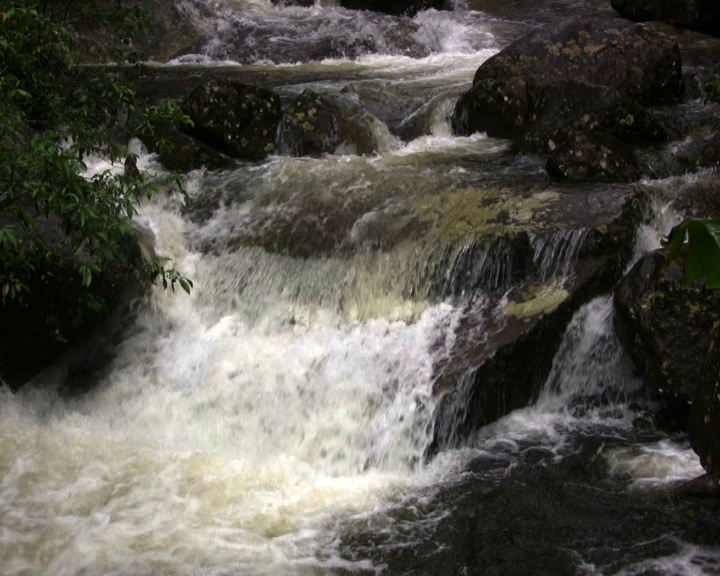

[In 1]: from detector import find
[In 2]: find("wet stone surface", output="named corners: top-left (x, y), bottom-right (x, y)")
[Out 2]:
top-left (340, 433), bottom-right (720, 576)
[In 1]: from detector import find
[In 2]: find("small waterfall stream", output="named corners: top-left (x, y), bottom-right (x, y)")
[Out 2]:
top-left (1, 2), bottom-right (719, 575)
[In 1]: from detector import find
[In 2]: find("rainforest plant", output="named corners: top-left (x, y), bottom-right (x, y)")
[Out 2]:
top-left (664, 219), bottom-right (720, 288)
top-left (0, 0), bottom-right (192, 337)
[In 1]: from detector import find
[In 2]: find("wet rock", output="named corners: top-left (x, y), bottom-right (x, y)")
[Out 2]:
top-left (519, 83), bottom-right (667, 152)
top-left (467, 0), bottom-right (616, 24)
top-left (671, 179), bottom-right (720, 220)
top-left (198, 10), bottom-right (428, 64)
top-left (344, 432), bottom-right (720, 574)
top-left (452, 78), bottom-right (531, 139)
top-left (182, 77), bottom-right (282, 162)
top-left (271, 0), bottom-right (315, 6)
top-left (546, 132), bottom-right (641, 182)
top-left (689, 322), bottom-right (720, 479)
top-left (698, 131), bottom-right (720, 169)
top-left (452, 17), bottom-right (679, 182)
top-left (610, 0), bottom-right (720, 36)
top-left (614, 249), bottom-right (720, 405)
top-left (471, 16), bottom-right (684, 106)
top-left (454, 80), bottom-right (667, 151)
top-left (141, 126), bottom-right (235, 172)
top-left (71, 0), bottom-right (202, 63)
top-left (280, 89), bottom-right (379, 156)
top-left (339, 0), bottom-right (445, 16)
top-left (431, 192), bottom-right (643, 449)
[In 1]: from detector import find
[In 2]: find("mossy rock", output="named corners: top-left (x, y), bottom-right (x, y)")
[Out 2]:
top-left (183, 77), bottom-right (282, 161)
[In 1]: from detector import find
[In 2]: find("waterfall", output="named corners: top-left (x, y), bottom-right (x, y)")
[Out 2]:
top-left (1, 2), bottom-right (717, 575)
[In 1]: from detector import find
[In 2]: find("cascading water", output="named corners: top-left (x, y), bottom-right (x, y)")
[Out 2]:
top-left (2, 2), bottom-right (718, 575)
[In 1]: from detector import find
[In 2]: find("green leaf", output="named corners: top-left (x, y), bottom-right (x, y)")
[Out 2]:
top-left (663, 218), bottom-right (689, 264)
top-left (80, 265), bottom-right (92, 287)
top-left (664, 219), bottom-right (720, 289)
top-left (178, 277), bottom-right (191, 295)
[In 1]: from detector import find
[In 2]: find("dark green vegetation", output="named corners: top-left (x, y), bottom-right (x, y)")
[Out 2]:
top-left (665, 219), bottom-right (720, 288)
top-left (0, 0), bottom-right (191, 385)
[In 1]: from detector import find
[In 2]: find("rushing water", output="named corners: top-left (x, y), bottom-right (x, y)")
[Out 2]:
top-left (1, 2), bottom-right (719, 575)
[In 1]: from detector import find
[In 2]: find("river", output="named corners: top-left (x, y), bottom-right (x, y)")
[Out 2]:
top-left (1, 1), bottom-right (719, 575)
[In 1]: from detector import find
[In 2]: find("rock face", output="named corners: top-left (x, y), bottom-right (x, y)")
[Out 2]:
top-left (430, 192), bottom-right (642, 451)
top-left (614, 250), bottom-right (720, 404)
top-left (339, 0), bottom-right (444, 16)
top-left (689, 322), bottom-right (720, 479)
top-left (182, 77), bottom-right (282, 161)
top-left (280, 89), bottom-right (380, 156)
top-left (614, 248), bottom-right (720, 478)
top-left (611, 0), bottom-right (720, 36)
top-left (452, 17), bottom-right (682, 181)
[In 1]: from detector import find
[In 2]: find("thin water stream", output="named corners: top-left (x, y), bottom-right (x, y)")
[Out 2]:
top-left (1, 2), bottom-right (719, 575)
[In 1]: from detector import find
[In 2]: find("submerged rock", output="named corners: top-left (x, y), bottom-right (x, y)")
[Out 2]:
top-left (189, 10), bottom-right (429, 64)
top-left (182, 77), bottom-right (282, 161)
top-left (339, 0), bottom-right (445, 16)
top-left (271, 0), bottom-right (315, 6)
top-left (611, 0), bottom-right (720, 36)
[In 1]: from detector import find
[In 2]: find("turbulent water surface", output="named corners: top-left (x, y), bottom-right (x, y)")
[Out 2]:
top-left (2, 2), bottom-right (719, 575)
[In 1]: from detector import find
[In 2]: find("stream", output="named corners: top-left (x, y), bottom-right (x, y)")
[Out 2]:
top-left (1, 1), bottom-right (719, 575)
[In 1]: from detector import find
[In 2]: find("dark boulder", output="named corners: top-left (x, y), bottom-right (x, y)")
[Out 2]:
top-left (518, 82), bottom-right (667, 152)
top-left (452, 77), bottom-right (531, 139)
top-left (182, 77), bottom-right (282, 161)
top-left (451, 17), bottom-right (680, 182)
top-left (698, 131), bottom-right (720, 169)
top-left (141, 126), bottom-right (235, 172)
top-left (280, 89), bottom-right (381, 156)
top-left (610, 0), bottom-right (720, 36)
top-left (70, 0), bottom-right (202, 63)
top-left (689, 321), bottom-right (720, 479)
top-left (615, 247), bottom-right (720, 479)
top-left (472, 17), bottom-right (684, 106)
top-left (281, 90), bottom-right (347, 156)
top-left (454, 80), bottom-right (667, 149)
top-left (339, 0), bottom-right (444, 16)
top-left (614, 249), bottom-right (720, 404)
top-left (546, 131), bottom-right (641, 181)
